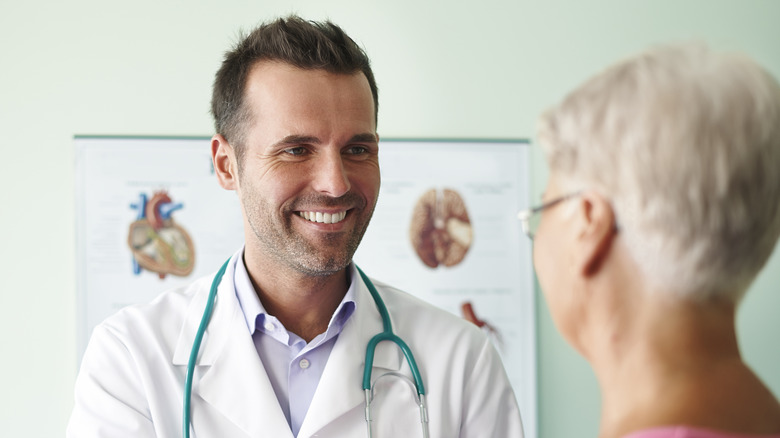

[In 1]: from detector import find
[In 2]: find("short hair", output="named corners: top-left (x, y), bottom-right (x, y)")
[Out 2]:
top-left (210, 15), bottom-right (378, 161)
top-left (538, 43), bottom-right (780, 302)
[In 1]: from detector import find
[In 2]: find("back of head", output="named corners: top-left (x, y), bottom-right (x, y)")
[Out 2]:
top-left (211, 15), bottom-right (378, 157)
top-left (538, 43), bottom-right (780, 302)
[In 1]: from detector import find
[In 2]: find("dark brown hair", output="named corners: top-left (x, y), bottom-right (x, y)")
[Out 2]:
top-left (211, 16), bottom-right (378, 160)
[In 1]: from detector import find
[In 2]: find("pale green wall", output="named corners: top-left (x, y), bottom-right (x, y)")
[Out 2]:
top-left (1, 1), bottom-right (778, 437)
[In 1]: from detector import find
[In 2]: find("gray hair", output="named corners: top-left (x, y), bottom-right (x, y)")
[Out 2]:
top-left (538, 43), bottom-right (780, 302)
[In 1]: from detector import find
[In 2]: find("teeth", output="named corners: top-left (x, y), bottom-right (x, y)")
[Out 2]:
top-left (298, 211), bottom-right (347, 224)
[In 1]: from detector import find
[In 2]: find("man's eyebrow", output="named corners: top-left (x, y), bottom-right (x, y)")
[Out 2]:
top-left (271, 133), bottom-right (377, 148)
top-left (348, 133), bottom-right (379, 143)
top-left (272, 135), bottom-right (321, 148)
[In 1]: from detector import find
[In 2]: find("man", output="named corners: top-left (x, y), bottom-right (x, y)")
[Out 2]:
top-left (68, 16), bottom-right (523, 437)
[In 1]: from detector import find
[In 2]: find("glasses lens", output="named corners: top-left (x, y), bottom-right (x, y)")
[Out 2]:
top-left (518, 211), bottom-right (532, 238)
top-left (518, 210), bottom-right (540, 239)
top-left (528, 210), bottom-right (543, 238)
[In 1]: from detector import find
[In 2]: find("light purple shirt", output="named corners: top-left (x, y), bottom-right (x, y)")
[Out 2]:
top-left (232, 252), bottom-right (357, 437)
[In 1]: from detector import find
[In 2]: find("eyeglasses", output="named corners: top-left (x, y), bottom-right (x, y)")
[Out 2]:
top-left (517, 192), bottom-right (580, 239)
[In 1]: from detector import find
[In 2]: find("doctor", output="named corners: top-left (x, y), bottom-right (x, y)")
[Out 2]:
top-left (67, 15), bottom-right (523, 438)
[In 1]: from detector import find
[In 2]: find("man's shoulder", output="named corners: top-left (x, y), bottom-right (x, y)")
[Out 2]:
top-left (369, 278), bottom-right (485, 340)
top-left (96, 273), bottom-right (214, 341)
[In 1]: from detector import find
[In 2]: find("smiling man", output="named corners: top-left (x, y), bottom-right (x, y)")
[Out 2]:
top-left (67, 16), bottom-right (523, 438)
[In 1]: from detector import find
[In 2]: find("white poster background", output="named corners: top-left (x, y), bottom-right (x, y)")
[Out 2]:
top-left (353, 139), bottom-right (536, 438)
top-left (75, 137), bottom-right (536, 438)
top-left (75, 136), bottom-right (244, 358)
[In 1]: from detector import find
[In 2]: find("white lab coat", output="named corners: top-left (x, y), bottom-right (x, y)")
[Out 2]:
top-left (67, 252), bottom-right (524, 437)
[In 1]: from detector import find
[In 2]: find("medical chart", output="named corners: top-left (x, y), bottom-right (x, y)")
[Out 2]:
top-left (75, 137), bottom-right (536, 438)
top-left (75, 136), bottom-right (245, 354)
top-left (353, 140), bottom-right (536, 438)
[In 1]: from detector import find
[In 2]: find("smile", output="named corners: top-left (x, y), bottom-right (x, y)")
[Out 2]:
top-left (297, 211), bottom-right (348, 224)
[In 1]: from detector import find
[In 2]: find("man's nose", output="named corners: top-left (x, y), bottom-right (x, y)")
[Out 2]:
top-left (311, 151), bottom-right (351, 197)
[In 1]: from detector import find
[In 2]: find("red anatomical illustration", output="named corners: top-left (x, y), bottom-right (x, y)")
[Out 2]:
top-left (409, 188), bottom-right (473, 268)
top-left (128, 191), bottom-right (195, 279)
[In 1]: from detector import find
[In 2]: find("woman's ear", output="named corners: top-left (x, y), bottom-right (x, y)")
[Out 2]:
top-left (211, 134), bottom-right (237, 191)
top-left (573, 192), bottom-right (617, 276)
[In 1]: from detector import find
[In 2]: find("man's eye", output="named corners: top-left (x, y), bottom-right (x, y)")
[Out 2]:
top-left (284, 147), bottom-right (307, 156)
top-left (346, 145), bottom-right (368, 155)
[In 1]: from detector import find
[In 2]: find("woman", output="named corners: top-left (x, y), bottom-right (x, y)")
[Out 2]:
top-left (523, 44), bottom-right (780, 437)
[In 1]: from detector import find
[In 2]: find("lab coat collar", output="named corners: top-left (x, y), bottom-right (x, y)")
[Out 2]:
top-left (172, 251), bottom-right (242, 367)
top-left (172, 250), bottom-right (292, 437)
top-left (172, 252), bottom-right (402, 438)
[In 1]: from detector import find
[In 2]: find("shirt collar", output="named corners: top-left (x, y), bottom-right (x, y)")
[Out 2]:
top-left (233, 249), bottom-right (358, 336)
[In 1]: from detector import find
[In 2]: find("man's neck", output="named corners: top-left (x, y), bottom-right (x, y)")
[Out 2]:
top-left (243, 251), bottom-right (351, 343)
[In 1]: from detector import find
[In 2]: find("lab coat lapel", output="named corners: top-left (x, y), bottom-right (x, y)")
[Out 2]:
top-left (297, 272), bottom-right (402, 438)
top-left (172, 256), bottom-right (293, 438)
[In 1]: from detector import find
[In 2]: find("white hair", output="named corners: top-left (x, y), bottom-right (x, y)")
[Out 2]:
top-left (538, 43), bottom-right (780, 302)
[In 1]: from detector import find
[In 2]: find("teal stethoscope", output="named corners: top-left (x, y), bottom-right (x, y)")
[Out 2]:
top-left (183, 259), bottom-right (430, 438)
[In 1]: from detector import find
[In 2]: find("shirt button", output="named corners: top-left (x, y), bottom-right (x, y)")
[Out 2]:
top-left (264, 322), bottom-right (275, 332)
top-left (299, 358), bottom-right (310, 369)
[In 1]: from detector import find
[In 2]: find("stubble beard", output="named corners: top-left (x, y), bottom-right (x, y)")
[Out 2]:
top-left (245, 192), bottom-right (375, 277)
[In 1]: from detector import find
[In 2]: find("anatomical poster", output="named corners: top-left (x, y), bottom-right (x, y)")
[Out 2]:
top-left (76, 137), bottom-right (535, 438)
top-left (75, 136), bottom-right (245, 358)
top-left (353, 139), bottom-right (536, 438)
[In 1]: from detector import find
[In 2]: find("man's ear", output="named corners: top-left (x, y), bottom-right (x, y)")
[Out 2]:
top-left (573, 192), bottom-right (617, 276)
top-left (211, 134), bottom-right (237, 191)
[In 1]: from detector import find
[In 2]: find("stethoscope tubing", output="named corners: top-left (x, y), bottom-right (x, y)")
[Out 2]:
top-left (183, 260), bottom-right (427, 438)
top-left (357, 267), bottom-right (426, 396)
top-left (182, 258), bottom-right (230, 438)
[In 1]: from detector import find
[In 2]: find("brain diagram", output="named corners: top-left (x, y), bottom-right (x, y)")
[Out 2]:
top-left (128, 191), bottom-right (195, 278)
top-left (409, 188), bottom-right (473, 268)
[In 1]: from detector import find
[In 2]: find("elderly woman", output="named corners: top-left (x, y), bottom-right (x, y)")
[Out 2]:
top-left (523, 44), bottom-right (780, 437)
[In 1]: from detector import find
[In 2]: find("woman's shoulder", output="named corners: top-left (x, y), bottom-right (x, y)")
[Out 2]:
top-left (623, 426), bottom-right (780, 438)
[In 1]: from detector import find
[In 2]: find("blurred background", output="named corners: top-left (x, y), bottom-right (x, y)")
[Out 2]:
top-left (1, 1), bottom-right (778, 436)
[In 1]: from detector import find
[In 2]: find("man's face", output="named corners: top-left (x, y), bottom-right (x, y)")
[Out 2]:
top-left (234, 61), bottom-right (380, 276)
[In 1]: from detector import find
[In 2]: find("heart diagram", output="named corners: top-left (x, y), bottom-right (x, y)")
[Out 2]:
top-left (128, 191), bottom-right (195, 278)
